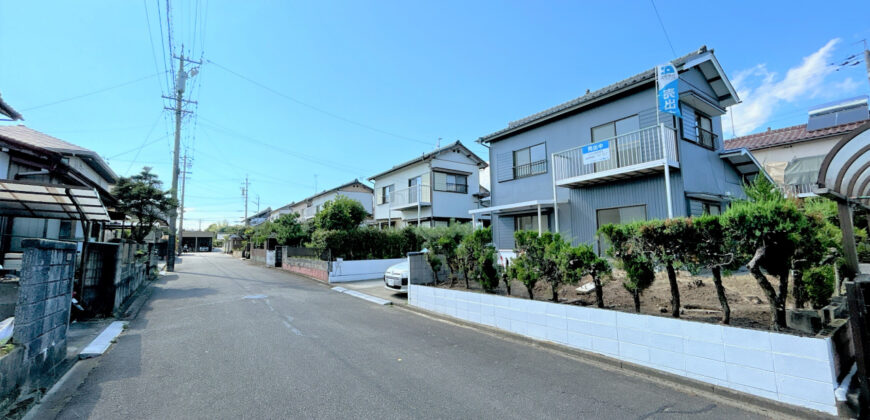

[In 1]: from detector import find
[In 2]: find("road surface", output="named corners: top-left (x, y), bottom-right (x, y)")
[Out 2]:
top-left (57, 252), bottom-right (764, 419)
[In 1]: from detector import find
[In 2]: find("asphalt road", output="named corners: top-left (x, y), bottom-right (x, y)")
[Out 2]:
top-left (56, 253), bottom-right (765, 419)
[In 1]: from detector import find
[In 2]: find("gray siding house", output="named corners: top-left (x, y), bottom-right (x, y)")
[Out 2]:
top-left (476, 46), bottom-right (765, 251)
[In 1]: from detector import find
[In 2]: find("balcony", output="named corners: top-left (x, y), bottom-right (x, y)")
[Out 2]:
top-left (387, 184), bottom-right (431, 210)
top-left (552, 124), bottom-right (679, 187)
top-left (302, 206), bottom-right (318, 220)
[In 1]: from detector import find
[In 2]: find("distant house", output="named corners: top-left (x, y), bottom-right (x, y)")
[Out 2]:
top-left (0, 125), bottom-right (117, 259)
top-left (477, 46), bottom-right (765, 252)
top-left (369, 141), bottom-right (488, 228)
top-left (725, 96), bottom-right (869, 197)
top-left (244, 207), bottom-right (272, 227)
top-left (273, 179), bottom-right (374, 223)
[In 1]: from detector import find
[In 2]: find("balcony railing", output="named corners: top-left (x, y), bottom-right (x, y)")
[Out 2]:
top-left (781, 183), bottom-right (816, 197)
top-left (698, 127), bottom-right (717, 149)
top-left (553, 124), bottom-right (679, 186)
top-left (513, 160), bottom-right (548, 179)
top-left (302, 206), bottom-right (318, 219)
top-left (388, 184), bottom-right (431, 209)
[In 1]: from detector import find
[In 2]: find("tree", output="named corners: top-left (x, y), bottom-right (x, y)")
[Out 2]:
top-left (600, 223), bottom-right (654, 312)
top-left (457, 228), bottom-right (499, 292)
top-left (272, 213), bottom-right (311, 247)
top-left (559, 244), bottom-right (611, 308)
top-left (636, 219), bottom-right (692, 318)
top-left (792, 202), bottom-right (841, 308)
top-left (688, 216), bottom-right (736, 324)
top-left (509, 231), bottom-right (563, 300)
top-left (418, 223), bottom-right (471, 286)
top-left (314, 196), bottom-right (368, 231)
top-left (112, 167), bottom-right (177, 243)
top-left (743, 175), bottom-right (783, 203)
top-left (722, 199), bottom-right (807, 329)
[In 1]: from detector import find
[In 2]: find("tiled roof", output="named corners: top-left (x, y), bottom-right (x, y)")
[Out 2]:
top-left (479, 46), bottom-right (711, 143)
top-left (368, 140), bottom-right (487, 181)
top-left (0, 125), bottom-right (117, 183)
top-left (724, 118), bottom-right (869, 151)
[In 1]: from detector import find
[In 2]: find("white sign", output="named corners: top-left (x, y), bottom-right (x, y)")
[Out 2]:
top-left (581, 140), bottom-right (611, 164)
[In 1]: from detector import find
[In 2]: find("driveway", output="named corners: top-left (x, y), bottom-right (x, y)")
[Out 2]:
top-left (56, 253), bottom-right (766, 419)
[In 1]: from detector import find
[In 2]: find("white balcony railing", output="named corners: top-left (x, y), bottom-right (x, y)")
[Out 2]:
top-left (302, 206), bottom-right (318, 220)
top-left (782, 183), bottom-right (817, 198)
top-left (552, 124), bottom-right (678, 186)
top-left (389, 184), bottom-right (431, 209)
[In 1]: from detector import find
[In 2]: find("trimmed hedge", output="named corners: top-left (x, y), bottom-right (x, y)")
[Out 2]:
top-left (309, 227), bottom-right (422, 260)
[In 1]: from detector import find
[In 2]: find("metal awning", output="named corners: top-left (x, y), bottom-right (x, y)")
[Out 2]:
top-left (468, 199), bottom-right (557, 215)
top-left (0, 180), bottom-right (110, 221)
top-left (720, 148), bottom-right (773, 182)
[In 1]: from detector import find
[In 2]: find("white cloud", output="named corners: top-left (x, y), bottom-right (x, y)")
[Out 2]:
top-left (723, 39), bottom-right (862, 137)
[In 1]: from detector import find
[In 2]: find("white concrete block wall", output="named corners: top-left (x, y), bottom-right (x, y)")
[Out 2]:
top-left (409, 285), bottom-right (838, 415)
top-left (328, 258), bottom-right (406, 283)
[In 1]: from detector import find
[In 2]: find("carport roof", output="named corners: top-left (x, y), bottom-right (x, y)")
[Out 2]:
top-left (0, 179), bottom-right (110, 221)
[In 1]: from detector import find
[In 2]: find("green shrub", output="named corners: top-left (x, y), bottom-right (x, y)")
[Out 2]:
top-left (509, 231), bottom-right (564, 300)
top-left (417, 222), bottom-right (472, 286)
top-left (457, 228), bottom-right (499, 292)
top-left (309, 227), bottom-right (422, 260)
top-left (803, 265), bottom-right (835, 309)
top-left (558, 243), bottom-right (611, 308)
top-left (599, 222), bottom-right (654, 312)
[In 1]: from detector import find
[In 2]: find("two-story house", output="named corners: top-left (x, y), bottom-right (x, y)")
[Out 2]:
top-left (476, 46), bottom-right (766, 252)
top-left (279, 179), bottom-right (374, 222)
top-left (725, 96), bottom-right (869, 197)
top-left (369, 141), bottom-right (488, 228)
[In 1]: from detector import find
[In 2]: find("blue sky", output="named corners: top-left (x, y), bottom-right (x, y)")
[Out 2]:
top-left (1, 1), bottom-right (868, 228)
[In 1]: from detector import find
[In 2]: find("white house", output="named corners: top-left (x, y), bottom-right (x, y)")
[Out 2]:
top-left (368, 141), bottom-right (488, 228)
top-left (284, 179), bottom-right (374, 222)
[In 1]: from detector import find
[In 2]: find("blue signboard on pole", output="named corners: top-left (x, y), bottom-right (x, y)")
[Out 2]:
top-left (657, 64), bottom-right (681, 118)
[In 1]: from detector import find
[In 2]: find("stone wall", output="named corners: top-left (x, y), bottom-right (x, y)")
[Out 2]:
top-left (280, 258), bottom-right (329, 282)
top-left (408, 252), bottom-right (445, 285)
top-left (80, 241), bottom-right (149, 316)
top-left (251, 248), bottom-right (266, 264)
top-left (1, 239), bottom-right (77, 411)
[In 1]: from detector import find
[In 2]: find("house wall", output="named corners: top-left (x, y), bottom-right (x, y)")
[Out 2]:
top-left (487, 69), bottom-right (744, 250)
top-left (750, 137), bottom-right (840, 177)
top-left (372, 162), bottom-right (433, 222)
top-left (430, 151), bottom-right (481, 221)
top-left (67, 156), bottom-right (111, 191)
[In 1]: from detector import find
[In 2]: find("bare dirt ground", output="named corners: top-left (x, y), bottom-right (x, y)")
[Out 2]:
top-left (438, 268), bottom-right (810, 333)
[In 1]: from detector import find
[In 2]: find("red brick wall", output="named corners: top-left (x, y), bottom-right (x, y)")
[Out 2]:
top-left (280, 260), bottom-right (329, 282)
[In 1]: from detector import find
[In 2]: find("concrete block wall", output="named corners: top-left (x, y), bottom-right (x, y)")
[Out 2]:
top-left (280, 258), bottom-right (329, 282)
top-left (251, 248), bottom-right (267, 264)
top-left (8, 239), bottom-right (77, 400)
top-left (409, 285), bottom-right (839, 415)
top-left (408, 252), bottom-right (446, 285)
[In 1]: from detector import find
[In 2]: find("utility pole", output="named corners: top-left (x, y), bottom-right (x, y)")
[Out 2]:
top-left (176, 151), bottom-right (192, 255)
top-left (165, 47), bottom-right (200, 272)
top-left (242, 175), bottom-right (250, 226)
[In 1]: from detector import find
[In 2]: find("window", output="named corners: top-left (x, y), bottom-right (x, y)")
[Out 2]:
top-left (59, 220), bottom-right (73, 239)
top-left (380, 184), bottom-right (394, 204)
top-left (512, 143), bottom-right (547, 178)
top-left (689, 199), bottom-right (720, 217)
top-left (596, 205), bottom-right (646, 252)
top-left (433, 172), bottom-right (468, 193)
top-left (591, 116), bottom-right (640, 170)
top-left (514, 213), bottom-right (549, 232)
top-left (682, 108), bottom-right (716, 149)
top-left (409, 176), bottom-right (421, 202)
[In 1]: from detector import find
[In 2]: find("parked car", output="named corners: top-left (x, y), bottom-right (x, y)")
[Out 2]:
top-left (199, 246), bottom-right (209, 252)
top-left (384, 260), bottom-right (410, 293)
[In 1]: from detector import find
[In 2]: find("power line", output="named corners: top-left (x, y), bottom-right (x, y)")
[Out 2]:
top-left (125, 112), bottom-right (166, 174)
top-left (649, 0), bottom-right (677, 57)
top-left (143, 0), bottom-right (169, 95)
top-left (205, 59), bottom-right (434, 147)
top-left (20, 72), bottom-right (166, 112)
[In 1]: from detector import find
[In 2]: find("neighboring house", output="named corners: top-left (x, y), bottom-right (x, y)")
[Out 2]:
top-left (244, 207), bottom-right (272, 227)
top-left (476, 46), bottom-right (765, 252)
top-left (725, 96), bottom-right (869, 197)
top-left (268, 203), bottom-right (295, 221)
top-left (0, 125), bottom-right (118, 257)
top-left (279, 179), bottom-right (374, 223)
top-left (369, 141), bottom-right (488, 228)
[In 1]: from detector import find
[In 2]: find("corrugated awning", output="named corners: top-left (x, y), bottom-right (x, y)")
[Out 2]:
top-left (0, 180), bottom-right (110, 221)
top-left (784, 155), bottom-right (825, 186)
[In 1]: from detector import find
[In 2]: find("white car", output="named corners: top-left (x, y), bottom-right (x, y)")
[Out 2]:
top-left (384, 260), bottom-right (410, 293)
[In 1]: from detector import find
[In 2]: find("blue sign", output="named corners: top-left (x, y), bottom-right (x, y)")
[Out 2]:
top-left (581, 140), bottom-right (610, 164)
top-left (657, 64), bottom-right (681, 117)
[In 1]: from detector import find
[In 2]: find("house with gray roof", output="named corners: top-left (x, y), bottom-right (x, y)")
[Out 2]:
top-left (474, 46), bottom-right (766, 252)
top-left (271, 179), bottom-right (374, 222)
top-left (369, 141), bottom-right (488, 228)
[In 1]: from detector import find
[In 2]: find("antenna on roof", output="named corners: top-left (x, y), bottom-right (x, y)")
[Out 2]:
top-left (437, 137), bottom-right (441, 148)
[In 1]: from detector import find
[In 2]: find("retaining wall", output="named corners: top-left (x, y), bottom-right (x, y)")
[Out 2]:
top-left (280, 258), bottom-right (329, 282)
top-left (329, 258), bottom-right (405, 283)
top-left (409, 285), bottom-right (840, 415)
top-left (81, 241), bottom-right (150, 316)
top-left (251, 248), bottom-right (266, 264)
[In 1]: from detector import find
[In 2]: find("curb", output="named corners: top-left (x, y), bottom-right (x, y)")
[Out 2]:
top-left (331, 287), bottom-right (392, 306)
top-left (394, 302), bottom-right (829, 420)
top-left (79, 321), bottom-right (127, 359)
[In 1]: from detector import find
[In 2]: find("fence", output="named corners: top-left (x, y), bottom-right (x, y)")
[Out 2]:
top-left (80, 240), bottom-right (150, 316)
